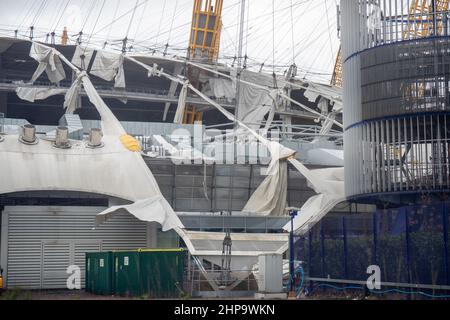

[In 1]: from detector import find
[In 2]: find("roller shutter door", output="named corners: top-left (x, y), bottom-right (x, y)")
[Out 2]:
top-left (1, 206), bottom-right (149, 289)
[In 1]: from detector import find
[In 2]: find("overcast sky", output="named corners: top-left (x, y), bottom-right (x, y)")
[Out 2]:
top-left (0, 0), bottom-right (340, 82)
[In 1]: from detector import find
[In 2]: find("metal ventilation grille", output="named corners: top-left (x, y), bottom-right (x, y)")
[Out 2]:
top-left (360, 37), bottom-right (450, 121)
top-left (2, 207), bottom-right (148, 289)
top-left (346, 113), bottom-right (450, 197)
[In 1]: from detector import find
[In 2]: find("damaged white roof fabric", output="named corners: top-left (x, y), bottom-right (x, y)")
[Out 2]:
top-left (0, 41), bottom-right (183, 232)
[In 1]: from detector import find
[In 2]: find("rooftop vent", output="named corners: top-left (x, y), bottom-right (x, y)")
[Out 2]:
top-left (87, 128), bottom-right (103, 148)
top-left (19, 124), bottom-right (38, 145)
top-left (54, 126), bottom-right (71, 149)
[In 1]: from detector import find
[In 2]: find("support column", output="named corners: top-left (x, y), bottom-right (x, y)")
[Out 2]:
top-left (320, 222), bottom-right (326, 278)
top-left (281, 115), bottom-right (292, 136)
top-left (146, 222), bottom-right (158, 249)
top-left (0, 92), bottom-right (7, 117)
top-left (0, 54), bottom-right (6, 116)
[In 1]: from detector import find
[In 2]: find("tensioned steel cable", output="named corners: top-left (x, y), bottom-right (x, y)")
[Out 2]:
top-left (85, 0), bottom-right (148, 40)
top-left (80, 1), bottom-right (97, 33)
top-left (83, 0), bottom-right (107, 53)
top-left (166, 0), bottom-right (180, 48)
top-left (16, 0), bottom-right (35, 33)
top-left (133, 0), bottom-right (150, 41)
top-left (106, 0), bottom-right (120, 43)
top-left (324, 0), bottom-right (335, 70)
top-left (30, 0), bottom-right (48, 26)
top-left (155, 0), bottom-right (167, 46)
top-left (290, 0), bottom-right (296, 64)
top-left (51, 0), bottom-right (72, 33)
top-left (125, 0), bottom-right (140, 40)
top-left (272, 0), bottom-right (275, 75)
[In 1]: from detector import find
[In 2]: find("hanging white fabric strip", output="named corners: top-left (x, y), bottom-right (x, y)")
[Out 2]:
top-left (29, 42), bottom-right (66, 84)
top-left (173, 81), bottom-right (189, 124)
top-left (16, 87), bottom-right (66, 102)
top-left (283, 164), bottom-right (345, 234)
top-left (63, 72), bottom-right (84, 114)
top-left (96, 196), bottom-right (183, 232)
top-left (242, 160), bottom-right (288, 216)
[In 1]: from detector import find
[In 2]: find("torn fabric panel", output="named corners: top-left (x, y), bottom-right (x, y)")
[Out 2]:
top-left (16, 87), bottom-right (66, 102)
top-left (242, 142), bottom-right (294, 216)
top-left (71, 46), bottom-right (126, 88)
top-left (304, 82), bottom-right (343, 109)
top-left (81, 75), bottom-right (126, 136)
top-left (283, 166), bottom-right (345, 234)
top-left (242, 161), bottom-right (288, 216)
top-left (173, 81), bottom-right (189, 124)
top-left (29, 42), bottom-right (66, 84)
top-left (64, 72), bottom-right (84, 114)
top-left (237, 70), bottom-right (275, 129)
top-left (284, 194), bottom-right (346, 235)
top-left (71, 46), bottom-right (93, 69)
top-left (207, 78), bottom-right (235, 102)
top-left (90, 50), bottom-right (126, 88)
top-left (96, 196), bottom-right (183, 232)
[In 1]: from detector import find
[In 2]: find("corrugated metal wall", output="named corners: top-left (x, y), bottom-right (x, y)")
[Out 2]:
top-left (0, 206), bottom-right (150, 289)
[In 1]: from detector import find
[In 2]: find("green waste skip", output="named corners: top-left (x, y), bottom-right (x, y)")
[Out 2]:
top-left (86, 249), bottom-right (185, 298)
top-left (139, 249), bottom-right (185, 298)
top-left (114, 251), bottom-right (142, 297)
top-left (85, 252), bottom-right (114, 295)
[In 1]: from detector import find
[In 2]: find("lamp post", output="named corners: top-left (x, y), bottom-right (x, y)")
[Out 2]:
top-left (289, 209), bottom-right (298, 294)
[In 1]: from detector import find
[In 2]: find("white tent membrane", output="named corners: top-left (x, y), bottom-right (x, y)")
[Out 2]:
top-left (173, 81), bottom-right (189, 124)
top-left (16, 87), bottom-right (67, 102)
top-left (283, 164), bottom-right (345, 235)
top-left (3, 41), bottom-right (298, 280)
top-left (1, 41), bottom-right (183, 233)
top-left (203, 78), bottom-right (235, 103)
top-left (125, 55), bottom-right (345, 231)
top-left (236, 70), bottom-right (276, 130)
top-left (8, 39), bottom-right (345, 238)
top-left (71, 45), bottom-right (126, 88)
top-left (171, 56), bottom-right (343, 128)
top-left (241, 161), bottom-right (288, 216)
top-left (29, 42), bottom-right (66, 84)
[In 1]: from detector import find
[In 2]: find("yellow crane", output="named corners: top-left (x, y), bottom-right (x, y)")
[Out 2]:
top-left (331, 0), bottom-right (450, 88)
top-left (61, 27), bottom-right (68, 46)
top-left (188, 0), bottom-right (223, 62)
top-left (331, 47), bottom-right (342, 87)
top-left (184, 0), bottom-right (224, 124)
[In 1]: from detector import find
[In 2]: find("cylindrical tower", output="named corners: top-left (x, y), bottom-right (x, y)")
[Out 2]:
top-left (342, 0), bottom-right (450, 203)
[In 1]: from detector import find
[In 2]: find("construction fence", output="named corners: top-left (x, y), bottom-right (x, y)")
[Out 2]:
top-left (295, 202), bottom-right (450, 292)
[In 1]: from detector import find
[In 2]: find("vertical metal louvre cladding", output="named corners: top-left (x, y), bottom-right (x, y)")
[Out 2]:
top-left (1, 206), bottom-right (148, 289)
top-left (347, 114), bottom-right (450, 196)
top-left (342, 0), bottom-right (450, 198)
